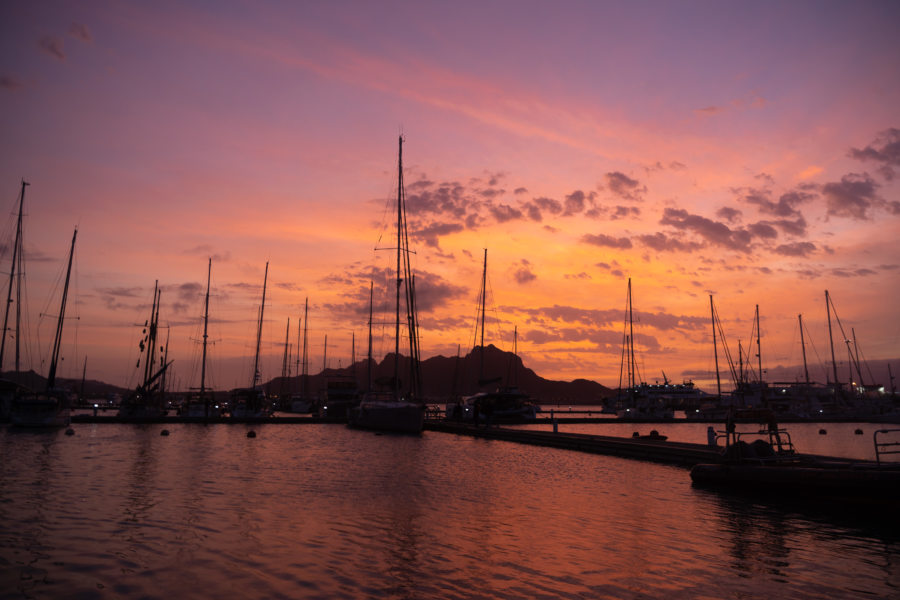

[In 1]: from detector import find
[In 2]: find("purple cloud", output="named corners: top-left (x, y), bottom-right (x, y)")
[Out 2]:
top-left (774, 241), bottom-right (816, 257)
top-left (1, 75), bottom-right (24, 91)
top-left (822, 173), bottom-right (880, 220)
top-left (849, 128), bottom-right (900, 180)
top-left (581, 233), bottom-right (632, 249)
top-left (603, 172), bottom-right (646, 202)
top-left (38, 36), bottom-right (65, 61)
top-left (68, 23), bottom-right (93, 43)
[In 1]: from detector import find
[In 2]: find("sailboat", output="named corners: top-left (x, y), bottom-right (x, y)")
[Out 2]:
top-left (118, 280), bottom-right (171, 419)
top-left (450, 249), bottom-right (538, 424)
top-left (182, 258), bottom-right (222, 418)
top-left (0, 180), bottom-right (29, 422)
top-left (615, 278), bottom-right (675, 420)
top-left (348, 136), bottom-right (425, 434)
top-left (10, 228), bottom-right (78, 427)
top-left (230, 262), bottom-right (271, 419)
top-left (288, 297), bottom-right (313, 413)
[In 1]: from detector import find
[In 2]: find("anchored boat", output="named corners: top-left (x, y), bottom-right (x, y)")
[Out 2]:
top-left (348, 136), bottom-right (425, 434)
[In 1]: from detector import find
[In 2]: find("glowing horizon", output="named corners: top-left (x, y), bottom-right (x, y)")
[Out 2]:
top-left (0, 1), bottom-right (898, 394)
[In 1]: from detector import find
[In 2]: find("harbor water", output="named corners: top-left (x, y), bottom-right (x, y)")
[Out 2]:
top-left (2, 421), bottom-right (898, 599)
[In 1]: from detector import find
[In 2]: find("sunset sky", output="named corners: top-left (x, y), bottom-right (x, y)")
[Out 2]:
top-left (1, 1), bottom-right (898, 395)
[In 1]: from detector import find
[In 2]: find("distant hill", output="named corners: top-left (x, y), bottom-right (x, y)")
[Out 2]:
top-left (2, 345), bottom-right (614, 405)
top-left (265, 344), bottom-right (613, 405)
top-left (0, 369), bottom-right (131, 399)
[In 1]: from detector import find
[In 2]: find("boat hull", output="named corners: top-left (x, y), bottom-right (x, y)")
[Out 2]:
top-left (348, 401), bottom-right (425, 434)
top-left (690, 462), bottom-right (900, 496)
top-left (10, 395), bottom-right (71, 427)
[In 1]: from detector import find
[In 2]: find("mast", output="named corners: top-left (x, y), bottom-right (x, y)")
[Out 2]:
top-left (47, 228), bottom-right (77, 390)
top-left (394, 136), bottom-right (403, 401)
top-left (1, 179), bottom-right (27, 373)
top-left (200, 258), bottom-right (211, 400)
top-left (323, 334), bottom-right (327, 373)
top-left (142, 281), bottom-right (160, 389)
top-left (367, 282), bottom-right (373, 393)
top-left (627, 277), bottom-right (636, 403)
top-left (280, 318), bottom-right (291, 403)
top-left (79, 357), bottom-right (87, 403)
top-left (281, 318), bottom-right (291, 378)
top-left (302, 298), bottom-right (309, 398)
top-left (851, 327), bottom-right (865, 391)
top-left (479, 248), bottom-right (487, 382)
top-left (826, 290), bottom-right (840, 390)
top-left (755, 305), bottom-right (763, 385)
top-left (710, 295), bottom-right (721, 399)
top-left (799, 314), bottom-right (810, 386)
top-left (251, 262), bottom-right (268, 390)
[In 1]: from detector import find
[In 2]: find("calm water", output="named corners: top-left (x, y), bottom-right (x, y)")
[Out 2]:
top-left (1, 422), bottom-right (898, 599)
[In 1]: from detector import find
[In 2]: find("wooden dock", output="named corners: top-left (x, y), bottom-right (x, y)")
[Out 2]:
top-left (425, 421), bottom-right (724, 467)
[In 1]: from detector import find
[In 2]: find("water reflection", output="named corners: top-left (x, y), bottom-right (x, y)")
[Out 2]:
top-left (3, 424), bottom-right (900, 599)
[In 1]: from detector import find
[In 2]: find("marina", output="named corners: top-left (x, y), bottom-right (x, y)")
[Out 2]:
top-left (2, 420), bottom-right (899, 599)
top-left (3, 3), bottom-right (900, 598)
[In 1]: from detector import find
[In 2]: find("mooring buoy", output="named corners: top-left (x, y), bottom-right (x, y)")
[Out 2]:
top-left (65, 428), bottom-right (75, 436)
top-left (819, 428), bottom-right (827, 435)
top-left (160, 429), bottom-right (170, 436)
top-left (855, 428), bottom-right (863, 435)
top-left (247, 430), bottom-right (256, 438)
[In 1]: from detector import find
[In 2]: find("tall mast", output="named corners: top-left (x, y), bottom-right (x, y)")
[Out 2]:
top-left (47, 228), bottom-right (77, 390)
top-left (851, 327), bottom-right (864, 390)
top-left (798, 314), bottom-right (810, 386)
top-left (200, 258), bottom-right (211, 399)
top-left (323, 334), bottom-right (327, 373)
top-left (826, 290), bottom-right (840, 390)
top-left (295, 310), bottom-right (302, 391)
top-left (479, 248), bottom-right (487, 381)
top-left (710, 295), bottom-right (721, 399)
top-left (1, 179), bottom-right (27, 372)
top-left (755, 305), bottom-right (763, 385)
top-left (351, 331), bottom-right (356, 382)
top-left (394, 136), bottom-right (403, 401)
top-left (302, 298), bottom-right (309, 398)
top-left (251, 262), bottom-right (268, 390)
top-left (281, 318), bottom-right (291, 381)
top-left (79, 357), bottom-right (87, 402)
top-left (367, 282), bottom-right (373, 393)
top-left (143, 281), bottom-right (160, 389)
top-left (627, 277), bottom-right (636, 402)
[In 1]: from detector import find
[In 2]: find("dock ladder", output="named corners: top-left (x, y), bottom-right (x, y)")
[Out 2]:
top-left (874, 429), bottom-right (900, 466)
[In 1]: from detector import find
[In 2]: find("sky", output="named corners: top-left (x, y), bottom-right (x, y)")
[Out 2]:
top-left (1, 0), bottom-right (898, 395)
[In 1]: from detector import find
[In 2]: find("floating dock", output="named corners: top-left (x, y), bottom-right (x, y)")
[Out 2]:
top-left (425, 421), bottom-right (724, 467)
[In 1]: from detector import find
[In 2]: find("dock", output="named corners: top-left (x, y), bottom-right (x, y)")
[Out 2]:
top-left (425, 421), bottom-right (724, 467)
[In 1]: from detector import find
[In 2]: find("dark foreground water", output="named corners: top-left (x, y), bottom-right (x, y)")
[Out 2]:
top-left (1, 422), bottom-right (898, 599)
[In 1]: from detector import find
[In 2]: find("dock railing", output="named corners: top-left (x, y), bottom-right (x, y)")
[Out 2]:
top-left (874, 429), bottom-right (900, 466)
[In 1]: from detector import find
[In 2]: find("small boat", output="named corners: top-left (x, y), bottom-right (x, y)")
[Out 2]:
top-left (454, 387), bottom-right (538, 424)
top-left (350, 391), bottom-right (425, 434)
top-left (690, 411), bottom-right (900, 500)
